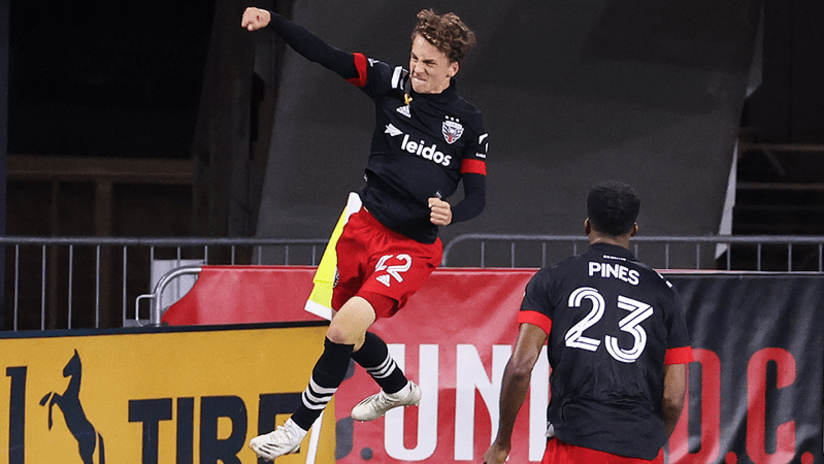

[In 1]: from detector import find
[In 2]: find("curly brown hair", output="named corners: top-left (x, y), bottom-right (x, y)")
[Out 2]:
top-left (411, 9), bottom-right (476, 64)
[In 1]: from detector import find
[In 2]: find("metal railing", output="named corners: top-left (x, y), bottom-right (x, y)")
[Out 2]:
top-left (0, 236), bottom-right (327, 331)
top-left (442, 234), bottom-right (824, 271)
top-left (3, 234), bottom-right (823, 332)
top-left (135, 264), bottom-right (203, 328)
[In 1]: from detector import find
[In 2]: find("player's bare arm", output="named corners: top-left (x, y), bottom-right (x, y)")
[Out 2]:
top-left (429, 197), bottom-right (453, 226)
top-left (241, 7), bottom-right (271, 31)
top-left (484, 322), bottom-right (547, 464)
top-left (661, 363), bottom-right (687, 437)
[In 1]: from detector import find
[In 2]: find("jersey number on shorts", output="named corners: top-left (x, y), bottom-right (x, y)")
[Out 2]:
top-left (564, 286), bottom-right (654, 363)
top-left (375, 254), bottom-right (412, 287)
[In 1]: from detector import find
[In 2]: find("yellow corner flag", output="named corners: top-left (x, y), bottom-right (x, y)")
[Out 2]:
top-left (304, 192), bottom-right (362, 320)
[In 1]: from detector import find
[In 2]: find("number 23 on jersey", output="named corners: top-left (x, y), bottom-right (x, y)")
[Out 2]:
top-left (564, 286), bottom-right (654, 364)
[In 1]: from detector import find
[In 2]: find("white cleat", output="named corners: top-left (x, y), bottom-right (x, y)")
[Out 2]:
top-left (351, 381), bottom-right (422, 422)
top-left (249, 420), bottom-right (305, 461)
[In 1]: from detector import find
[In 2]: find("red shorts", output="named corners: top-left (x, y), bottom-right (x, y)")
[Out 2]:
top-left (542, 438), bottom-right (663, 464)
top-left (331, 208), bottom-right (442, 318)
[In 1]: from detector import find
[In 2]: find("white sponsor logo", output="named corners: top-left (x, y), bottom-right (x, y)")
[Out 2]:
top-left (396, 105), bottom-right (412, 118)
top-left (385, 123), bottom-right (403, 137)
top-left (401, 134), bottom-right (453, 167)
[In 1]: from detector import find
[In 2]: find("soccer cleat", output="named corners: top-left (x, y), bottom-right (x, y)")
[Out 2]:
top-left (249, 420), bottom-right (305, 461)
top-left (351, 380), bottom-right (422, 421)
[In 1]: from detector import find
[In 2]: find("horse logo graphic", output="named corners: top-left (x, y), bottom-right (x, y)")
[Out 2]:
top-left (40, 350), bottom-right (106, 464)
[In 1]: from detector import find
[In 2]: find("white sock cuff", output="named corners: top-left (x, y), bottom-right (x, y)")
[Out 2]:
top-left (391, 380), bottom-right (413, 398)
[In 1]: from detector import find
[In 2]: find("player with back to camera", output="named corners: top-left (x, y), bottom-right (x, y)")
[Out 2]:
top-left (241, 6), bottom-right (488, 461)
top-left (484, 181), bottom-right (693, 464)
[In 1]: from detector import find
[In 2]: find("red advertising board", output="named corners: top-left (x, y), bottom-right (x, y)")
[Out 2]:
top-left (164, 267), bottom-right (824, 463)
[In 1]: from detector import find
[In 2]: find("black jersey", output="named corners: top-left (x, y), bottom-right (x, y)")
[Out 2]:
top-left (350, 54), bottom-right (488, 243)
top-left (264, 12), bottom-right (488, 244)
top-left (519, 243), bottom-right (692, 460)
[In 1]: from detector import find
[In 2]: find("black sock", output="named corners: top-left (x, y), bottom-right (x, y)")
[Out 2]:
top-left (351, 332), bottom-right (408, 394)
top-left (290, 337), bottom-right (354, 430)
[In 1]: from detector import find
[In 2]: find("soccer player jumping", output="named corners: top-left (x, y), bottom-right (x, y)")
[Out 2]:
top-left (241, 6), bottom-right (488, 461)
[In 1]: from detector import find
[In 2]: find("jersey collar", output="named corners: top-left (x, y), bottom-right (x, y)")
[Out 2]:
top-left (409, 78), bottom-right (458, 104)
top-left (588, 242), bottom-right (636, 261)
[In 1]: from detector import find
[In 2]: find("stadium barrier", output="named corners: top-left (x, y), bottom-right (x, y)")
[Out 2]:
top-left (0, 236), bottom-right (327, 330)
top-left (155, 265), bottom-right (823, 464)
top-left (1, 239), bottom-right (821, 463)
top-left (0, 321), bottom-right (336, 463)
top-left (441, 233), bottom-right (824, 270)
top-left (2, 234), bottom-right (823, 331)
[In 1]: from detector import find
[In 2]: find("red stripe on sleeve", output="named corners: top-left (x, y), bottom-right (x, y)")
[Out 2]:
top-left (665, 346), bottom-right (694, 365)
top-left (517, 310), bottom-right (552, 334)
top-left (461, 158), bottom-right (487, 175)
top-left (346, 52), bottom-right (368, 88)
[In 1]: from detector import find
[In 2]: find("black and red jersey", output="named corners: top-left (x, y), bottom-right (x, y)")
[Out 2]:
top-left (263, 12), bottom-right (488, 244)
top-left (518, 243), bottom-right (693, 460)
top-left (347, 54), bottom-right (488, 243)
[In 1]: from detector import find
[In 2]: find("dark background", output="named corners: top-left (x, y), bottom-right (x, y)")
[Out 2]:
top-left (8, 1), bottom-right (824, 159)
top-left (8, 1), bottom-right (213, 159)
top-left (5, 0), bottom-right (824, 241)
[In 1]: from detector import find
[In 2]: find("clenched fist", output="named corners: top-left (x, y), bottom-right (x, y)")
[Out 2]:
top-left (429, 197), bottom-right (453, 226)
top-left (241, 7), bottom-right (271, 31)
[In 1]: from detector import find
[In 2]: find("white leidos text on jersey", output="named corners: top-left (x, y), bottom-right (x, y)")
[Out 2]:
top-left (588, 261), bottom-right (640, 286)
top-left (401, 134), bottom-right (452, 166)
top-left (385, 123), bottom-right (454, 167)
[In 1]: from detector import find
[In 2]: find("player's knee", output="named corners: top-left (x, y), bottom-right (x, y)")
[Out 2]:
top-left (326, 323), bottom-right (366, 346)
top-left (326, 299), bottom-right (375, 345)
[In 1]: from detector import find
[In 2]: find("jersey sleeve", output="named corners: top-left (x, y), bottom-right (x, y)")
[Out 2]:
top-left (461, 127), bottom-right (488, 176)
top-left (518, 310), bottom-right (552, 334)
top-left (347, 52), bottom-right (368, 87)
top-left (665, 346), bottom-right (693, 364)
top-left (354, 56), bottom-right (405, 100)
top-left (450, 173), bottom-right (486, 223)
top-left (450, 110), bottom-right (488, 223)
top-left (661, 278), bottom-right (694, 365)
top-left (265, 11), bottom-right (359, 80)
top-left (519, 269), bottom-right (555, 334)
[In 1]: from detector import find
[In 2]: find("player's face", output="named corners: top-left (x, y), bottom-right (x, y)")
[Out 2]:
top-left (409, 34), bottom-right (459, 95)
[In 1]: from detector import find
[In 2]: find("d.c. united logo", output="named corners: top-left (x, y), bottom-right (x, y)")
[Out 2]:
top-left (442, 116), bottom-right (464, 144)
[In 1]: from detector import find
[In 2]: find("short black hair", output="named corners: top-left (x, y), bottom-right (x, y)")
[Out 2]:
top-left (586, 181), bottom-right (640, 236)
